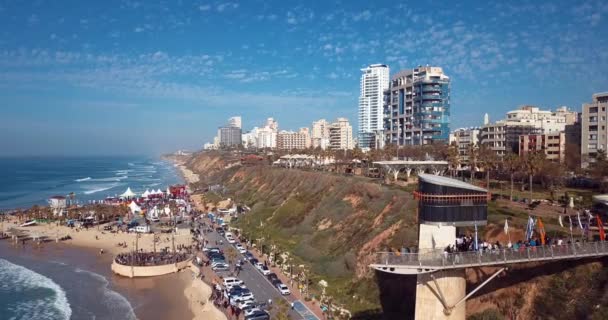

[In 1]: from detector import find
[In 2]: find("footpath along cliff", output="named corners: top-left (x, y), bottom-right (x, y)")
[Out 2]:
top-left (185, 151), bottom-right (608, 320)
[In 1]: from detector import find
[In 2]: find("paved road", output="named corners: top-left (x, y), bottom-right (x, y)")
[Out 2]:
top-left (198, 222), bottom-right (304, 319)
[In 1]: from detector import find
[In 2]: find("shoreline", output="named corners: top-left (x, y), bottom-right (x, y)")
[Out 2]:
top-left (3, 218), bottom-right (225, 320)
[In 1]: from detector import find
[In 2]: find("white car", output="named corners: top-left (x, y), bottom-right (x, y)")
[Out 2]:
top-left (276, 283), bottom-right (291, 295)
top-left (227, 237), bottom-right (237, 244)
top-left (231, 291), bottom-right (254, 303)
top-left (259, 265), bottom-right (271, 276)
top-left (244, 308), bottom-right (262, 317)
top-left (237, 300), bottom-right (257, 310)
top-left (235, 244), bottom-right (246, 254)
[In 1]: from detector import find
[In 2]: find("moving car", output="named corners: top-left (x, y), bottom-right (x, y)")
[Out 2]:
top-left (276, 283), bottom-right (291, 295)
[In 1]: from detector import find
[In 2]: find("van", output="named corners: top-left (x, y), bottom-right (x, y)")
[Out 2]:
top-left (129, 225), bottom-right (150, 233)
top-left (223, 277), bottom-right (244, 288)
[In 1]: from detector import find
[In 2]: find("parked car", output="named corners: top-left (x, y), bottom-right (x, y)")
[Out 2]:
top-left (271, 279), bottom-right (282, 287)
top-left (231, 291), bottom-right (254, 303)
top-left (212, 263), bottom-right (229, 271)
top-left (259, 265), bottom-right (271, 276)
top-left (237, 300), bottom-right (257, 310)
top-left (245, 310), bottom-right (270, 320)
top-left (223, 277), bottom-right (245, 288)
top-left (250, 258), bottom-right (259, 265)
top-left (235, 244), bottom-right (246, 254)
top-left (244, 252), bottom-right (254, 260)
top-left (266, 273), bottom-right (279, 282)
top-left (276, 283), bottom-right (290, 295)
top-left (243, 308), bottom-right (262, 317)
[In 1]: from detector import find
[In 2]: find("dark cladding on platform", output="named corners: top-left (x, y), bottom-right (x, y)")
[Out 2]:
top-left (416, 174), bottom-right (488, 226)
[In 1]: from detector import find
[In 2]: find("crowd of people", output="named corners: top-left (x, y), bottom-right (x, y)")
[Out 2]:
top-left (446, 233), bottom-right (572, 255)
top-left (115, 250), bottom-right (190, 266)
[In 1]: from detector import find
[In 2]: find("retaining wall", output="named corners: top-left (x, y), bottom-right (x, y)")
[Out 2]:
top-left (111, 258), bottom-right (192, 278)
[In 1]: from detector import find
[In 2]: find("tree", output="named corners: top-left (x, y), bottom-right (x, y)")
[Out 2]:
top-left (478, 144), bottom-right (498, 192)
top-left (467, 143), bottom-right (479, 184)
top-left (225, 246), bottom-right (237, 266)
top-left (447, 142), bottom-right (460, 177)
top-left (269, 298), bottom-right (292, 320)
top-left (502, 153), bottom-right (522, 201)
top-left (523, 151), bottom-right (546, 200)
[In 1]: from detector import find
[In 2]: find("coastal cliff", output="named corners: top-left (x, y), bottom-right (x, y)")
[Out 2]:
top-left (185, 151), bottom-right (608, 319)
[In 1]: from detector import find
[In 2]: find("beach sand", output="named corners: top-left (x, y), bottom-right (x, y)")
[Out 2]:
top-left (3, 219), bottom-right (226, 320)
top-left (184, 265), bottom-right (227, 320)
top-left (177, 164), bottom-right (200, 184)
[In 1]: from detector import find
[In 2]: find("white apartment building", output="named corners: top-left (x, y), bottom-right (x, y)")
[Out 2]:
top-left (506, 106), bottom-right (576, 133)
top-left (481, 105), bottom-right (577, 156)
top-left (242, 127), bottom-right (258, 148)
top-left (329, 118), bottom-right (354, 150)
top-left (228, 116), bottom-right (242, 129)
top-left (358, 64), bottom-right (389, 149)
top-left (312, 119), bottom-right (330, 149)
top-left (449, 128), bottom-right (480, 163)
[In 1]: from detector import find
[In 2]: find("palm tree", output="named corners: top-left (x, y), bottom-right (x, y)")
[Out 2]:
top-left (502, 152), bottom-right (521, 201)
top-left (523, 151), bottom-right (546, 200)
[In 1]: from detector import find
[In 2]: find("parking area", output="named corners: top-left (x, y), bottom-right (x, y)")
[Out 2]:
top-left (196, 220), bottom-right (316, 320)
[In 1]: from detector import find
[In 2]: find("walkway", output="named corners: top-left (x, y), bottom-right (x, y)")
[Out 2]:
top-left (292, 300), bottom-right (319, 320)
top-left (371, 241), bottom-right (608, 275)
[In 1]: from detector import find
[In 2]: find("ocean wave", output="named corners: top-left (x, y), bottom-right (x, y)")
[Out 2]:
top-left (0, 259), bottom-right (72, 320)
top-left (74, 177), bottom-right (92, 182)
top-left (88, 176), bottom-right (128, 182)
top-left (83, 184), bottom-right (120, 195)
top-left (74, 268), bottom-right (136, 320)
top-left (146, 183), bottom-right (161, 187)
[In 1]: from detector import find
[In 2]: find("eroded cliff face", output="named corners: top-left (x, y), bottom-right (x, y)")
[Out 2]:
top-left (186, 152), bottom-right (608, 319)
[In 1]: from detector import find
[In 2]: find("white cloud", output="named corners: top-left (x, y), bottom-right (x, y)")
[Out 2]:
top-left (352, 10), bottom-right (372, 22)
top-left (199, 4), bottom-right (211, 11)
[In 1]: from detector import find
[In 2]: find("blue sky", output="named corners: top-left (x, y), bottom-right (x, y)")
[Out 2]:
top-left (1, 0), bottom-right (607, 155)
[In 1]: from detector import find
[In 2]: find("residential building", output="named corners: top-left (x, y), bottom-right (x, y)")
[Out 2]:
top-left (506, 105), bottom-right (576, 133)
top-left (256, 126), bottom-right (277, 149)
top-left (384, 66), bottom-right (451, 146)
top-left (358, 64), bottom-right (389, 149)
top-left (311, 119), bottom-right (330, 149)
top-left (276, 128), bottom-right (311, 150)
top-left (481, 122), bottom-right (541, 156)
top-left (565, 114), bottom-right (582, 169)
top-left (242, 127), bottom-right (258, 149)
top-left (218, 126), bottom-right (242, 147)
top-left (228, 116), bottom-right (242, 129)
top-left (449, 128), bottom-right (480, 163)
top-left (582, 92), bottom-right (608, 167)
top-left (519, 132), bottom-right (566, 162)
top-left (329, 118), bottom-right (354, 150)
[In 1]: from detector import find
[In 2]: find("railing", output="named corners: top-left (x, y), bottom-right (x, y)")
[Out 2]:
top-left (373, 241), bottom-right (608, 270)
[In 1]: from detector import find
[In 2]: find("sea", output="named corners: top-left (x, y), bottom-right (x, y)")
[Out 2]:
top-left (0, 156), bottom-right (184, 320)
top-left (0, 156), bottom-right (182, 210)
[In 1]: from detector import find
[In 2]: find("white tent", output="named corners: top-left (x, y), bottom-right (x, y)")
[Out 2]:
top-left (129, 201), bottom-right (141, 213)
top-left (142, 189), bottom-right (151, 198)
top-left (120, 187), bottom-right (136, 198)
top-left (156, 189), bottom-right (163, 195)
top-left (166, 187), bottom-right (171, 195)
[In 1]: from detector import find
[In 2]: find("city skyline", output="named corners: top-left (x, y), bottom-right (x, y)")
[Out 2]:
top-left (1, 0), bottom-right (608, 155)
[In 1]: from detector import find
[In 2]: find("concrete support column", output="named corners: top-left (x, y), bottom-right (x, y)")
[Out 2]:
top-left (415, 269), bottom-right (466, 320)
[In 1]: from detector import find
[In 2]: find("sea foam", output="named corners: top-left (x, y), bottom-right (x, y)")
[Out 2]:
top-left (74, 268), bottom-right (137, 320)
top-left (74, 177), bottom-right (92, 182)
top-left (0, 258), bottom-right (72, 320)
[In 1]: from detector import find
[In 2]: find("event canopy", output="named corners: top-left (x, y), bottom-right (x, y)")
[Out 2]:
top-left (120, 187), bottom-right (136, 198)
top-left (129, 201), bottom-right (141, 213)
top-left (142, 189), bottom-right (151, 198)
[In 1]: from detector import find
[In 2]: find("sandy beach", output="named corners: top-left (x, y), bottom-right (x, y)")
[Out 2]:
top-left (2, 217), bottom-right (226, 320)
top-left (177, 164), bottom-right (200, 184)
